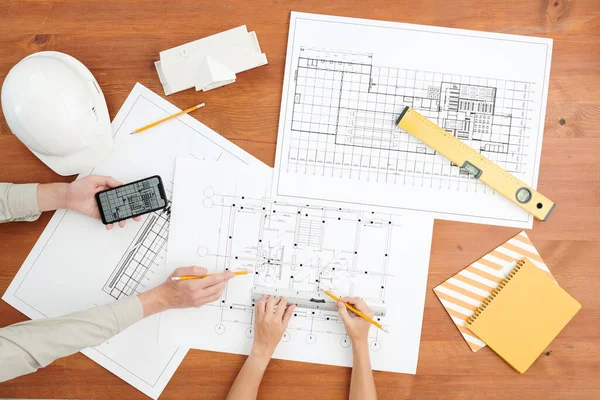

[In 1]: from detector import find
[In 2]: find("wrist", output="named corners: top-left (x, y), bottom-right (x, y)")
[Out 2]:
top-left (248, 350), bottom-right (272, 369)
top-left (139, 284), bottom-right (171, 317)
top-left (250, 345), bottom-right (274, 364)
top-left (37, 183), bottom-right (69, 212)
top-left (351, 338), bottom-right (369, 353)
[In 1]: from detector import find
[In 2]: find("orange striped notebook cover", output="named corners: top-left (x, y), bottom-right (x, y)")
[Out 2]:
top-left (433, 231), bottom-right (554, 352)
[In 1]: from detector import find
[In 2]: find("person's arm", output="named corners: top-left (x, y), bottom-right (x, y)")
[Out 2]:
top-left (1, 175), bottom-right (141, 229)
top-left (0, 183), bottom-right (41, 223)
top-left (336, 297), bottom-right (378, 400)
top-left (227, 296), bottom-right (295, 400)
top-left (0, 266), bottom-right (234, 383)
top-left (349, 338), bottom-right (376, 400)
top-left (0, 295), bottom-right (142, 382)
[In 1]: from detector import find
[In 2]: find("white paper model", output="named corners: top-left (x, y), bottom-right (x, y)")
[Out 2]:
top-left (155, 26), bottom-right (268, 94)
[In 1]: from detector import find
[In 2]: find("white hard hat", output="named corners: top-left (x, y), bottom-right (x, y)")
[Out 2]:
top-left (1, 51), bottom-right (112, 176)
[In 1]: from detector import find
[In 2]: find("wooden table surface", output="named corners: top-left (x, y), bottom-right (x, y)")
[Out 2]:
top-left (1, 0), bottom-right (598, 399)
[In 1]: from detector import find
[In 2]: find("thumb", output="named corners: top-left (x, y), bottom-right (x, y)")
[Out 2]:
top-left (103, 176), bottom-right (123, 188)
top-left (336, 302), bottom-right (351, 324)
top-left (89, 175), bottom-right (123, 188)
top-left (171, 266), bottom-right (207, 278)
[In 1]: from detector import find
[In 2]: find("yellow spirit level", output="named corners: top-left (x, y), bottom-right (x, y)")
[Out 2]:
top-left (395, 107), bottom-right (555, 221)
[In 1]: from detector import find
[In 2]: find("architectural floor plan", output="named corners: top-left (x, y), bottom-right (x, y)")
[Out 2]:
top-left (160, 158), bottom-right (434, 374)
top-left (274, 13), bottom-right (553, 228)
top-left (290, 48), bottom-right (529, 179)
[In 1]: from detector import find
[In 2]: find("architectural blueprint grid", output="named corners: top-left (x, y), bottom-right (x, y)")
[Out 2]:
top-left (160, 158), bottom-right (434, 374)
top-left (103, 204), bottom-right (171, 300)
top-left (273, 13), bottom-right (553, 228)
top-left (2, 84), bottom-right (263, 399)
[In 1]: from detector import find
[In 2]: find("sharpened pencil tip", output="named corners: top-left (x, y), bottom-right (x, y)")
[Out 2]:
top-left (381, 327), bottom-right (390, 333)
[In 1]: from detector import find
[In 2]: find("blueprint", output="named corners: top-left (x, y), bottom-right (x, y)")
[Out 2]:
top-left (273, 12), bottom-right (553, 228)
top-left (2, 83), bottom-right (263, 399)
top-left (159, 158), bottom-right (434, 374)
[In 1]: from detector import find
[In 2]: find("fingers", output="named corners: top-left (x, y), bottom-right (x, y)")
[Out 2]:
top-left (336, 301), bottom-right (352, 324)
top-left (190, 271), bottom-right (234, 289)
top-left (106, 177), bottom-right (123, 188)
top-left (88, 175), bottom-right (123, 188)
top-left (203, 291), bottom-right (223, 304)
top-left (256, 295), bottom-right (268, 315)
top-left (340, 296), bottom-right (361, 305)
top-left (282, 304), bottom-right (296, 325)
top-left (109, 216), bottom-right (141, 229)
top-left (195, 280), bottom-right (227, 299)
top-left (265, 295), bottom-right (278, 314)
top-left (340, 296), bottom-right (374, 318)
top-left (171, 266), bottom-right (208, 278)
top-left (274, 297), bottom-right (287, 318)
top-left (340, 297), bottom-right (364, 309)
top-left (188, 266), bottom-right (209, 276)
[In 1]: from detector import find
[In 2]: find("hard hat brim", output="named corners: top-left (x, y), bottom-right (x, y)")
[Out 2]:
top-left (31, 127), bottom-right (113, 176)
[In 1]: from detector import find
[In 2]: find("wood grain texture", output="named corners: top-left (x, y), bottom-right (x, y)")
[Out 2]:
top-left (0, 0), bottom-right (599, 399)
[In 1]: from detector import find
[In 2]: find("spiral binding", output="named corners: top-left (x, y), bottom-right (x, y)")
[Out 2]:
top-left (466, 259), bottom-right (526, 325)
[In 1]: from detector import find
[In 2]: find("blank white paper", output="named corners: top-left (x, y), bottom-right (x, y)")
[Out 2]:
top-left (160, 158), bottom-right (434, 374)
top-left (272, 12), bottom-right (553, 228)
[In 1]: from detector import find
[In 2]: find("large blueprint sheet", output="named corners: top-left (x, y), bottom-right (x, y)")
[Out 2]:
top-left (160, 158), bottom-right (434, 374)
top-left (273, 12), bottom-right (553, 228)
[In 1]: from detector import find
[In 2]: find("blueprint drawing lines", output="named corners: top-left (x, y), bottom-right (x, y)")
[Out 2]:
top-left (162, 158), bottom-right (434, 373)
top-left (103, 205), bottom-right (171, 300)
top-left (288, 47), bottom-right (533, 190)
top-left (198, 187), bottom-right (395, 348)
top-left (273, 13), bottom-right (552, 228)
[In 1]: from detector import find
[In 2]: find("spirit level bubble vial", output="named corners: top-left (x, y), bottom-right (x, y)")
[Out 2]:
top-left (395, 107), bottom-right (555, 221)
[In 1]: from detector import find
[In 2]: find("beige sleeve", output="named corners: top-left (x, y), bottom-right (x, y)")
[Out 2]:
top-left (0, 183), bottom-right (41, 223)
top-left (0, 295), bottom-right (144, 382)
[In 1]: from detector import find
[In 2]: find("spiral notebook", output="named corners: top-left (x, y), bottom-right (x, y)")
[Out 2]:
top-left (433, 231), bottom-right (554, 352)
top-left (466, 258), bottom-right (581, 373)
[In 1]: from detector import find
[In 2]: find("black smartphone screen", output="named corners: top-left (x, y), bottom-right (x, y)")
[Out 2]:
top-left (95, 175), bottom-right (167, 225)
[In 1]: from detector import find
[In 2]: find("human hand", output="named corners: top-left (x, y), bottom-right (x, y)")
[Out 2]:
top-left (250, 296), bottom-right (296, 360)
top-left (336, 297), bottom-right (374, 344)
top-left (139, 266), bottom-right (235, 317)
top-left (65, 175), bottom-right (142, 230)
top-left (161, 266), bottom-right (235, 309)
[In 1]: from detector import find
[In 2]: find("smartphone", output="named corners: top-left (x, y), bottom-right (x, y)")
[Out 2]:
top-left (95, 175), bottom-right (167, 225)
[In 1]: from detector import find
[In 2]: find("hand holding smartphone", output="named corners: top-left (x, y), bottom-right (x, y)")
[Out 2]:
top-left (95, 175), bottom-right (167, 225)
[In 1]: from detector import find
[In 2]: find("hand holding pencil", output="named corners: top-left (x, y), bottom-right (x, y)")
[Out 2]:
top-left (333, 295), bottom-right (387, 340)
top-left (171, 270), bottom-right (248, 281)
top-left (157, 266), bottom-right (235, 309)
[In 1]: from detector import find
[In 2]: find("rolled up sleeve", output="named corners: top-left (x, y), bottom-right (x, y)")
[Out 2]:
top-left (0, 295), bottom-right (144, 382)
top-left (0, 183), bottom-right (41, 223)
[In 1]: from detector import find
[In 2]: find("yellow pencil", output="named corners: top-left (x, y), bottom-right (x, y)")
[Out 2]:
top-left (130, 103), bottom-right (205, 135)
top-left (323, 290), bottom-right (389, 333)
top-left (171, 270), bottom-right (248, 281)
